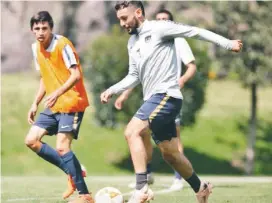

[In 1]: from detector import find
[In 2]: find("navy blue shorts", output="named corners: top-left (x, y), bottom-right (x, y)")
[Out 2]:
top-left (34, 108), bottom-right (84, 139)
top-left (134, 93), bottom-right (182, 144)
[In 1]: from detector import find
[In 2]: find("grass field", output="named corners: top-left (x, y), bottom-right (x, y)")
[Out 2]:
top-left (1, 73), bottom-right (272, 175)
top-left (2, 176), bottom-right (272, 203)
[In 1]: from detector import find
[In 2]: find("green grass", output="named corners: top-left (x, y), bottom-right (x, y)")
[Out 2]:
top-left (1, 73), bottom-right (272, 175)
top-left (2, 176), bottom-right (272, 203)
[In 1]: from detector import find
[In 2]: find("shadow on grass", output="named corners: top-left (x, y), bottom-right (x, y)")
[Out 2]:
top-left (113, 146), bottom-right (243, 175)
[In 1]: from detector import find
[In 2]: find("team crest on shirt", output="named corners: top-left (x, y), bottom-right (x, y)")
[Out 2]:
top-left (145, 35), bottom-right (151, 43)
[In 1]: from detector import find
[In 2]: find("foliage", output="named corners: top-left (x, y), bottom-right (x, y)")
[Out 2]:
top-left (212, 1), bottom-right (272, 86)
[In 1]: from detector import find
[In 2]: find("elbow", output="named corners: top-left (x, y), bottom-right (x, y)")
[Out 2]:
top-left (73, 69), bottom-right (81, 83)
top-left (188, 61), bottom-right (197, 71)
top-left (75, 73), bottom-right (81, 82)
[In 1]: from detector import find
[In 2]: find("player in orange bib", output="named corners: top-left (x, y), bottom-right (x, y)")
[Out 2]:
top-left (25, 11), bottom-right (94, 203)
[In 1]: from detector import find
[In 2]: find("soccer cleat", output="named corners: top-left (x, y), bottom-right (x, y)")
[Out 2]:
top-left (127, 184), bottom-right (154, 203)
top-left (63, 165), bottom-right (87, 199)
top-left (169, 178), bottom-right (184, 191)
top-left (196, 181), bottom-right (213, 203)
top-left (63, 175), bottom-right (76, 199)
top-left (68, 194), bottom-right (95, 203)
top-left (128, 173), bottom-right (155, 189)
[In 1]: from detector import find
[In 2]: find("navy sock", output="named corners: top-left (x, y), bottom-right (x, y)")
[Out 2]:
top-left (61, 151), bottom-right (89, 194)
top-left (37, 143), bottom-right (69, 174)
top-left (147, 163), bottom-right (152, 174)
top-left (136, 172), bottom-right (147, 190)
top-left (185, 172), bottom-right (201, 193)
top-left (174, 170), bottom-right (182, 180)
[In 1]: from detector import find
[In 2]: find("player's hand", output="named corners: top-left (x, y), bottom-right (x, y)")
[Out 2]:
top-left (114, 95), bottom-right (127, 110)
top-left (178, 77), bottom-right (185, 89)
top-left (100, 89), bottom-right (113, 104)
top-left (231, 40), bottom-right (243, 52)
top-left (28, 104), bottom-right (38, 124)
top-left (44, 91), bottom-right (60, 108)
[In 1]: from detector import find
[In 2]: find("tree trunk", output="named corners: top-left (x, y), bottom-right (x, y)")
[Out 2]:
top-left (245, 82), bottom-right (257, 175)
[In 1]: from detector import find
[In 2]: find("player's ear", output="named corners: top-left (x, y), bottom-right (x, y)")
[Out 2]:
top-left (135, 8), bottom-right (142, 18)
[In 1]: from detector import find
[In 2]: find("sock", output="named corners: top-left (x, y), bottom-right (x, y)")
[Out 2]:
top-left (185, 172), bottom-right (201, 193)
top-left (61, 151), bottom-right (89, 194)
top-left (147, 163), bottom-right (152, 174)
top-left (136, 172), bottom-right (147, 190)
top-left (37, 143), bottom-right (69, 174)
top-left (174, 170), bottom-right (182, 180)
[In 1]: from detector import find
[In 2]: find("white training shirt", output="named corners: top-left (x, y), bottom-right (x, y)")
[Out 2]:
top-left (32, 34), bottom-right (77, 70)
top-left (175, 38), bottom-right (195, 80)
top-left (108, 20), bottom-right (234, 101)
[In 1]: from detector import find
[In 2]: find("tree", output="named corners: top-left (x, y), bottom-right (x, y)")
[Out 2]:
top-left (212, 1), bottom-right (272, 174)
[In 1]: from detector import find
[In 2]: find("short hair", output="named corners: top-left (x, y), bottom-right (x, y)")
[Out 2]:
top-left (115, 1), bottom-right (145, 16)
top-left (156, 9), bottom-right (174, 21)
top-left (30, 11), bottom-right (54, 30)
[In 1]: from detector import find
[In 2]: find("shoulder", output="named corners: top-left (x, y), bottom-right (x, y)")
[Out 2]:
top-left (151, 20), bottom-right (175, 28)
top-left (56, 34), bottom-right (74, 47)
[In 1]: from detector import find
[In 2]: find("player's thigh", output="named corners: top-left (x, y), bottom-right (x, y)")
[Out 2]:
top-left (34, 108), bottom-right (59, 136)
top-left (56, 132), bottom-right (73, 153)
top-left (149, 95), bottom-right (182, 145)
top-left (131, 93), bottom-right (174, 138)
top-left (25, 125), bottom-right (47, 145)
top-left (141, 129), bottom-right (152, 146)
top-left (25, 108), bottom-right (58, 144)
top-left (57, 111), bottom-right (84, 140)
top-left (125, 117), bottom-right (149, 138)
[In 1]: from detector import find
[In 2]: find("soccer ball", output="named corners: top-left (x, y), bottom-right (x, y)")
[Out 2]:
top-left (95, 187), bottom-right (124, 203)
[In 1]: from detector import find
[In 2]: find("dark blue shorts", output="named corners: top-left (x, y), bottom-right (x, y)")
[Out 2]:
top-left (134, 93), bottom-right (182, 144)
top-left (34, 108), bottom-right (84, 139)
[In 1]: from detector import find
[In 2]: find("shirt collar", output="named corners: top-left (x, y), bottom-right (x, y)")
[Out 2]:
top-left (136, 19), bottom-right (148, 35)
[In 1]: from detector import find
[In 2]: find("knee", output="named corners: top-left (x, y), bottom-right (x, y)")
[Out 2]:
top-left (124, 128), bottom-right (141, 143)
top-left (56, 145), bottom-right (70, 156)
top-left (25, 135), bottom-right (40, 151)
top-left (25, 126), bottom-right (45, 151)
top-left (124, 127), bottom-right (134, 140)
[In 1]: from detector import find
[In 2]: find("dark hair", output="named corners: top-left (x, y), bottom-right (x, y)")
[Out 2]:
top-left (156, 9), bottom-right (174, 21)
top-left (30, 11), bottom-right (54, 30)
top-left (115, 1), bottom-right (145, 16)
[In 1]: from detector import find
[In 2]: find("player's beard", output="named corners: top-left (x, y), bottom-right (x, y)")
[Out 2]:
top-left (128, 17), bottom-right (139, 35)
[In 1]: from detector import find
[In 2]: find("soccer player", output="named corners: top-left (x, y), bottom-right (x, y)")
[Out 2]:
top-left (114, 9), bottom-right (197, 191)
top-left (100, 1), bottom-right (242, 203)
top-left (25, 11), bottom-right (94, 203)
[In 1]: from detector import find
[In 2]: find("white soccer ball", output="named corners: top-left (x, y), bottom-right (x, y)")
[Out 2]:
top-left (95, 187), bottom-right (124, 203)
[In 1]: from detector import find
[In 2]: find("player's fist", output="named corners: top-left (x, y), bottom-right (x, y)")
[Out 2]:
top-left (231, 40), bottom-right (243, 52)
top-left (100, 89), bottom-right (113, 104)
